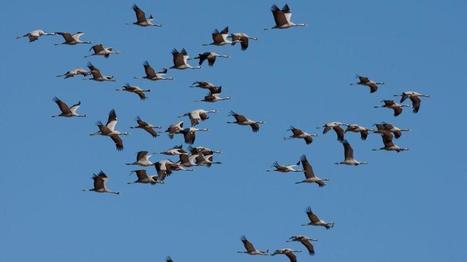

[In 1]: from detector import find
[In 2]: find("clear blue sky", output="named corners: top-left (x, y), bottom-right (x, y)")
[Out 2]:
top-left (1, 0), bottom-right (466, 261)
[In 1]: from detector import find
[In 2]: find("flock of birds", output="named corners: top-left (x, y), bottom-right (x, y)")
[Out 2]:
top-left (18, 3), bottom-right (431, 262)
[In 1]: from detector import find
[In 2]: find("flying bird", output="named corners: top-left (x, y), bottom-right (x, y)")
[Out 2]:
top-left (203, 26), bottom-right (232, 46)
top-left (229, 32), bottom-right (258, 50)
top-left (350, 75), bottom-right (384, 93)
top-left (284, 126), bottom-right (316, 144)
top-left (180, 127), bottom-right (208, 145)
top-left (287, 235), bottom-right (317, 255)
top-left (271, 248), bottom-right (302, 262)
top-left (90, 109), bottom-right (128, 151)
top-left (128, 170), bottom-right (159, 185)
top-left (194, 152), bottom-right (221, 167)
top-left (116, 83), bottom-right (150, 100)
top-left (394, 91), bottom-right (430, 113)
top-left (160, 145), bottom-right (187, 156)
top-left (52, 97), bottom-right (86, 118)
top-left (373, 122), bottom-right (409, 139)
top-left (87, 62), bottom-right (115, 82)
top-left (193, 52), bottom-right (230, 66)
top-left (267, 161), bottom-right (302, 173)
top-left (266, 4), bottom-right (306, 30)
top-left (56, 67), bottom-right (90, 79)
top-left (343, 124), bottom-right (370, 140)
top-left (227, 111), bottom-right (264, 132)
top-left (195, 89), bottom-right (231, 103)
top-left (302, 207), bottom-right (334, 229)
top-left (130, 116), bottom-right (161, 138)
top-left (295, 155), bottom-right (328, 186)
top-left (374, 100), bottom-right (408, 116)
top-left (165, 121), bottom-right (184, 139)
top-left (170, 48), bottom-right (201, 69)
top-left (335, 140), bottom-right (368, 166)
top-left (373, 131), bottom-right (409, 152)
top-left (131, 4), bottom-right (162, 27)
top-left (188, 146), bottom-right (221, 155)
top-left (85, 44), bottom-right (119, 58)
top-left (17, 29), bottom-right (55, 42)
top-left (83, 171), bottom-right (119, 195)
top-left (54, 32), bottom-right (91, 45)
top-left (135, 61), bottom-right (173, 81)
top-left (126, 151), bottom-right (154, 166)
top-left (237, 236), bottom-right (269, 255)
top-left (318, 122), bottom-right (345, 141)
top-left (190, 81), bottom-right (222, 93)
top-left (179, 109), bottom-right (216, 126)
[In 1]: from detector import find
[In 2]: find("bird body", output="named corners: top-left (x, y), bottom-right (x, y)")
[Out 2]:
top-left (204, 26), bottom-right (232, 45)
top-left (171, 48), bottom-right (200, 69)
top-left (194, 52), bottom-right (229, 66)
top-left (180, 109), bottom-right (216, 126)
top-left (57, 68), bottom-right (90, 79)
top-left (132, 4), bottom-right (162, 27)
top-left (374, 100), bottom-right (408, 116)
top-left (87, 63), bottom-right (115, 81)
top-left (267, 4), bottom-right (306, 30)
top-left (126, 151), bottom-right (154, 166)
top-left (116, 83), bottom-right (150, 100)
top-left (230, 32), bottom-right (257, 50)
top-left (137, 61), bottom-right (173, 81)
top-left (227, 111), bottom-right (264, 132)
top-left (84, 171), bottom-right (119, 195)
top-left (351, 75), bottom-right (384, 93)
top-left (285, 126), bottom-right (316, 144)
top-left (131, 117), bottom-right (160, 138)
top-left (238, 236), bottom-right (269, 255)
top-left (302, 207), bottom-right (334, 229)
top-left (86, 44), bottom-right (119, 58)
top-left (267, 161), bottom-right (301, 173)
top-left (17, 29), bottom-right (55, 42)
top-left (165, 121), bottom-right (184, 139)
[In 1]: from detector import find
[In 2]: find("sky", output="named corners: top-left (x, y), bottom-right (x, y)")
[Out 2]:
top-left (1, 0), bottom-right (467, 261)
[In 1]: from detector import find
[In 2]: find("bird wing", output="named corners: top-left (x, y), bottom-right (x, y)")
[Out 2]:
top-left (299, 239), bottom-right (315, 255)
top-left (250, 123), bottom-right (260, 132)
top-left (143, 126), bottom-right (158, 138)
top-left (410, 96), bottom-right (421, 113)
top-left (300, 155), bottom-right (315, 179)
top-left (134, 89), bottom-right (147, 100)
top-left (53, 97), bottom-right (71, 114)
top-left (212, 31), bottom-right (224, 44)
top-left (93, 171), bottom-right (107, 190)
top-left (358, 75), bottom-right (369, 83)
top-left (207, 55), bottom-right (217, 66)
top-left (271, 5), bottom-right (288, 26)
top-left (106, 109), bottom-right (117, 130)
top-left (172, 49), bottom-right (186, 67)
top-left (240, 36), bottom-right (249, 50)
top-left (134, 170), bottom-right (149, 180)
top-left (381, 131), bottom-right (395, 147)
top-left (57, 32), bottom-right (74, 42)
top-left (333, 126), bottom-right (345, 141)
top-left (284, 251), bottom-right (297, 262)
top-left (183, 129), bottom-right (196, 144)
top-left (304, 136), bottom-right (313, 144)
top-left (137, 151), bottom-right (149, 161)
top-left (343, 140), bottom-right (354, 160)
top-left (110, 134), bottom-right (123, 151)
top-left (92, 44), bottom-right (104, 53)
top-left (143, 61), bottom-right (157, 78)
top-left (393, 106), bottom-right (403, 116)
top-left (232, 112), bottom-right (248, 123)
top-left (291, 127), bottom-right (304, 136)
top-left (367, 82), bottom-right (378, 93)
top-left (306, 207), bottom-right (320, 223)
top-left (241, 236), bottom-right (256, 252)
top-left (133, 4), bottom-right (147, 23)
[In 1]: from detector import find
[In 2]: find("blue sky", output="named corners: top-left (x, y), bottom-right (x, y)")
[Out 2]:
top-left (1, 0), bottom-right (467, 261)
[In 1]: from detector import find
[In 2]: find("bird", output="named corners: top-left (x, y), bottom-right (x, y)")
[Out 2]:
top-left (318, 122), bottom-right (345, 141)
top-left (193, 52), bottom-right (230, 66)
top-left (188, 146), bottom-right (221, 155)
top-left (350, 75), bottom-right (384, 93)
top-left (203, 26), bottom-right (232, 46)
top-left (266, 161), bottom-right (302, 173)
top-left (302, 207), bottom-right (334, 229)
top-left (266, 4), bottom-right (306, 30)
top-left (227, 111), bottom-right (264, 132)
top-left (196, 91), bottom-right (231, 103)
top-left (85, 44), bottom-right (119, 58)
top-left (284, 126), bottom-right (316, 144)
top-left (180, 127), bottom-right (208, 145)
top-left (128, 170), bottom-right (159, 185)
top-left (394, 91), bottom-right (430, 113)
top-left (130, 116), bottom-right (161, 138)
top-left (51, 97), bottom-right (86, 118)
top-left (237, 236), bottom-right (269, 255)
top-left (190, 81), bottom-right (222, 94)
top-left (16, 29), bottom-right (55, 42)
top-left (160, 145), bottom-right (187, 155)
top-left (165, 121), bottom-right (184, 139)
top-left (135, 61), bottom-right (173, 81)
top-left (194, 152), bottom-right (221, 167)
top-left (271, 248), bottom-right (302, 262)
top-left (374, 100), bottom-right (408, 116)
top-left (170, 48), bottom-right (201, 69)
top-left (54, 32), bottom-right (91, 45)
top-left (131, 4), bottom-right (162, 27)
top-left (177, 153), bottom-right (198, 168)
top-left (87, 62), bottom-right (115, 82)
top-left (335, 140), bottom-right (368, 166)
top-left (229, 32), bottom-right (258, 50)
top-left (126, 151), bottom-right (154, 166)
top-left (179, 109), bottom-right (216, 126)
top-left (373, 122), bottom-right (409, 139)
top-left (373, 131), bottom-right (409, 152)
top-left (287, 235), bottom-right (317, 255)
top-left (116, 83), bottom-right (150, 100)
top-left (343, 124), bottom-right (370, 140)
top-left (295, 155), bottom-right (328, 186)
top-left (83, 171), bottom-right (119, 195)
top-left (56, 67), bottom-right (90, 79)
top-left (155, 159), bottom-right (191, 181)
top-left (90, 109), bottom-right (128, 151)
